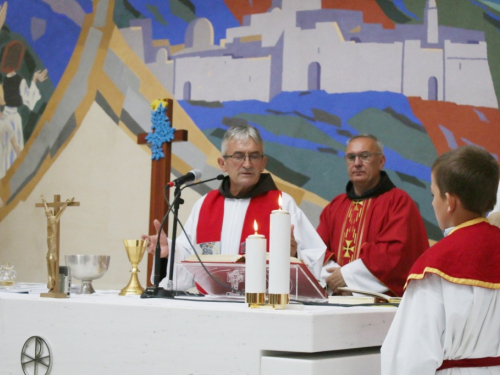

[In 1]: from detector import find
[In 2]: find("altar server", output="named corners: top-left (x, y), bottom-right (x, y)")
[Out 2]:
top-left (381, 145), bottom-right (500, 374)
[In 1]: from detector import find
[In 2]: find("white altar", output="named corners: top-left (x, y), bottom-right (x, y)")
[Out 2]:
top-left (0, 291), bottom-right (396, 374)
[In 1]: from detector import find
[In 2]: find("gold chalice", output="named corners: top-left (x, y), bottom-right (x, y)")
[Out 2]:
top-left (119, 239), bottom-right (147, 296)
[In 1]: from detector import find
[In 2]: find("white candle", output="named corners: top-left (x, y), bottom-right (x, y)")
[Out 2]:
top-left (245, 232), bottom-right (266, 294)
top-left (269, 196), bottom-right (291, 296)
top-left (245, 221), bottom-right (267, 306)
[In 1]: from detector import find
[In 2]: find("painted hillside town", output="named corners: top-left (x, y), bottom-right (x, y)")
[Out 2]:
top-left (120, 0), bottom-right (496, 108)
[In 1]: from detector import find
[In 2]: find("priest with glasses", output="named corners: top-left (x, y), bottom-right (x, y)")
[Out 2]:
top-left (143, 124), bottom-right (326, 291)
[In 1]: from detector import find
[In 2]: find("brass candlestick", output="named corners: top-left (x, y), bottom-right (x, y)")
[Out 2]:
top-left (119, 240), bottom-right (147, 296)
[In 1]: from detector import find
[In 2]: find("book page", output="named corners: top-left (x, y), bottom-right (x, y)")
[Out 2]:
top-left (183, 254), bottom-right (244, 263)
top-left (328, 296), bottom-right (375, 305)
top-left (337, 287), bottom-right (401, 303)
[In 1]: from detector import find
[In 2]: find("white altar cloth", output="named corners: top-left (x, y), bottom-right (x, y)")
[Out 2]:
top-left (0, 291), bottom-right (396, 374)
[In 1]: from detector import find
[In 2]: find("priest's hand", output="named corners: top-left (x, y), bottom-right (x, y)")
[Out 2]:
top-left (325, 267), bottom-right (350, 295)
top-left (290, 224), bottom-right (297, 257)
top-left (141, 219), bottom-right (169, 258)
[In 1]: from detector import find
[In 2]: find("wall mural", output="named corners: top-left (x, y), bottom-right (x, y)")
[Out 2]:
top-left (1, 0), bottom-right (500, 241)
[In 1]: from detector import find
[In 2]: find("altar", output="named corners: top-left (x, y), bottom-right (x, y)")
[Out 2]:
top-left (0, 291), bottom-right (396, 374)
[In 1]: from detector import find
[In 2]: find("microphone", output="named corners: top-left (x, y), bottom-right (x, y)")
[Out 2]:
top-left (182, 174), bottom-right (224, 190)
top-left (167, 170), bottom-right (202, 188)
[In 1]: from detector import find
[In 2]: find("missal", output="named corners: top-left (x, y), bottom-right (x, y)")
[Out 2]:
top-left (183, 254), bottom-right (303, 264)
top-left (337, 287), bottom-right (401, 304)
top-left (328, 296), bottom-right (378, 305)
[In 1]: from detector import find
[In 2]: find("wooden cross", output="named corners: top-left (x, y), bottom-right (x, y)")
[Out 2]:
top-left (35, 194), bottom-right (80, 298)
top-left (137, 98), bottom-right (188, 285)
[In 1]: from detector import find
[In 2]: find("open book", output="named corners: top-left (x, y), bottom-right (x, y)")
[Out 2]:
top-left (183, 254), bottom-right (303, 264)
top-left (336, 287), bottom-right (401, 304)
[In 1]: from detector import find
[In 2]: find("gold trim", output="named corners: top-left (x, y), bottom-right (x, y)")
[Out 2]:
top-left (448, 217), bottom-right (489, 235)
top-left (406, 266), bottom-right (500, 289)
top-left (245, 292), bottom-right (266, 305)
top-left (355, 198), bottom-right (371, 259)
top-left (268, 293), bottom-right (289, 309)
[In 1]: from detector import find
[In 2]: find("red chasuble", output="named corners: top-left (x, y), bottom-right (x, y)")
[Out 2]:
top-left (197, 189), bottom-right (281, 253)
top-left (317, 188), bottom-right (429, 296)
top-left (407, 218), bottom-right (500, 290)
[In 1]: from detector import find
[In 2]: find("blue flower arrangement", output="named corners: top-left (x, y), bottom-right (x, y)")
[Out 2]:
top-left (145, 99), bottom-right (176, 160)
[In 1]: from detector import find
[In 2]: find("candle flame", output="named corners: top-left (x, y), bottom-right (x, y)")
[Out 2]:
top-left (278, 194), bottom-right (283, 210)
top-left (254, 220), bottom-right (258, 235)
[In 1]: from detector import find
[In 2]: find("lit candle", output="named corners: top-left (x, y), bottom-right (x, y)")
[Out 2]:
top-left (268, 194), bottom-right (291, 309)
top-left (245, 220), bottom-right (267, 307)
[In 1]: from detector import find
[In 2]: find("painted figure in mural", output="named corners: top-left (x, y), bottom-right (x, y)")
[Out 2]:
top-left (41, 195), bottom-right (75, 291)
top-left (0, 39), bottom-right (48, 175)
top-left (0, 84), bottom-right (20, 179)
top-left (381, 145), bottom-right (500, 374)
top-left (317, 134), bottom-right (429, 297)
top-left (142, 124), bottom-right (326, 291)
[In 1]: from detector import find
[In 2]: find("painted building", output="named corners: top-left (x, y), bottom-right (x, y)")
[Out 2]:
top-left (124, 0), bottom-right (497, 108)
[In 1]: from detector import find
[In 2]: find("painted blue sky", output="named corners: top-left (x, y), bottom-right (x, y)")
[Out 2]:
top-left (4, 0), bottom-right (82, 86)
top-left (127, 0), bottom-right (239, 45)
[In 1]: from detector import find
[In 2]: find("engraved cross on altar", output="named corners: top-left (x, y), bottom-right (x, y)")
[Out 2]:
top-left (36, 194), bottom-right (79, 298)
top-left (227, 269), bottom-right (244, 297)
top-left (137, 98), bottom-right (188, 285)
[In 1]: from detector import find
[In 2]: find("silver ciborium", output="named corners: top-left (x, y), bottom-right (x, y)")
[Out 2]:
top-left (65, 255), bottom-right (110, 294)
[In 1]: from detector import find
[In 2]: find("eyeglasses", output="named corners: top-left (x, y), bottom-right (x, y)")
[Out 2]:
top-left (223, 152), bottom-right (264, 162)
top-left (345, 151), bottom-right (382, 164)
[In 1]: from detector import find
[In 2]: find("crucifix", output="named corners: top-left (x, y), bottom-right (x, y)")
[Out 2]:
top-left (36, 194), bottom-right (80, 298)
top-left (137, 98), bottom-right (188, 286)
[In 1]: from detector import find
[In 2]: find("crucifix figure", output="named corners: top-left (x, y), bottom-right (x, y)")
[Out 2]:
top-left (36, 194), bottom-right (79, 298)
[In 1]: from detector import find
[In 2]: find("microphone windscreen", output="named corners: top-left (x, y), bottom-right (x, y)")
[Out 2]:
top-left (191, 169), bottom-right (202, 180)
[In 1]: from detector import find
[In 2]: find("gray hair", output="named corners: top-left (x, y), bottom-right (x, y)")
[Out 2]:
top-left (221, 124), bottom-right (264, 155)
top-left (347, 134), bottom-right (384, 154)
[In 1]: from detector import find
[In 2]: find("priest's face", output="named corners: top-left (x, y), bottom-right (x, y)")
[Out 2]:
top-left (218, 137), bottom-right (267, 197)
top-left (345, 137), bottom-right (385, 196)
top-left (431, 172), bottom-right (450, 230)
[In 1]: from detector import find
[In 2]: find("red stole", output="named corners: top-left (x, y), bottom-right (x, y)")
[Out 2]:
top-left (197, 190), bottom-right (281, 253)
top-left (406, 218), bottom-right (500, 289)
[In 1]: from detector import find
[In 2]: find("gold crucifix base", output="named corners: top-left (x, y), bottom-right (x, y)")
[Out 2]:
top-left (40, 291), bottom-right (68, 299)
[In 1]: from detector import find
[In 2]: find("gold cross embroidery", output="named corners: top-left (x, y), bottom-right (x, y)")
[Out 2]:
top-left (353, 200), bottom-right (364, 211)
top-left (343, 239), bottom-right (354, 258)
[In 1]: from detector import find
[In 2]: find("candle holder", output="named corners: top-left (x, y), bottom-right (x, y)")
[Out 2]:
top-left (245, 292), bottom-right (266, 307)
top-left (268, 293), bottom-right (290, 309)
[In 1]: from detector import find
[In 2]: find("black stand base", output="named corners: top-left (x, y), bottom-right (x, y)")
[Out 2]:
top-left (140, 286), bottom-right (176, 299)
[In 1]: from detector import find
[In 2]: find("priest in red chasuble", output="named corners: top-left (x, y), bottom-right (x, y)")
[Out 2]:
top-left (317, 134), bottom-right (429, 297)
top-left (143, 124), bottom-right (326, 291)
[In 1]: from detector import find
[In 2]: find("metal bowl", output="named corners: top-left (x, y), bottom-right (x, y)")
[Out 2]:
top-left (65, 255), bottom-right (110, 294)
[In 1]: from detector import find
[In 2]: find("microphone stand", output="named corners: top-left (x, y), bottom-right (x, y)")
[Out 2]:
top-left (141, 174), bottom-right (224, 299)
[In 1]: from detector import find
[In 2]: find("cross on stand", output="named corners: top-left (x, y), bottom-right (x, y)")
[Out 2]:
top-left (137, 98), bottom-right (188, 286)
top-left (35, 194), bottom-right (80, 298)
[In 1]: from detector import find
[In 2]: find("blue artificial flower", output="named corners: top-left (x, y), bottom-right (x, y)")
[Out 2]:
top-left (146, 102), bottom-right (176, 160)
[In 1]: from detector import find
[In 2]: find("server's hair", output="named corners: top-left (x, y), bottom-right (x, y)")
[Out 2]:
top-left (432, 145), bottom-right (499, 215)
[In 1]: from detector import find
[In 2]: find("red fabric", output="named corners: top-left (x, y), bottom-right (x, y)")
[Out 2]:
top-left (438, 356), bottom-right (500, 370)
top-left (408, 221), bottom-right (500, 288)
top-left (197, 190), bottom-right (280, 253)
top-left (317, 188), bottom-right (429, 297)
